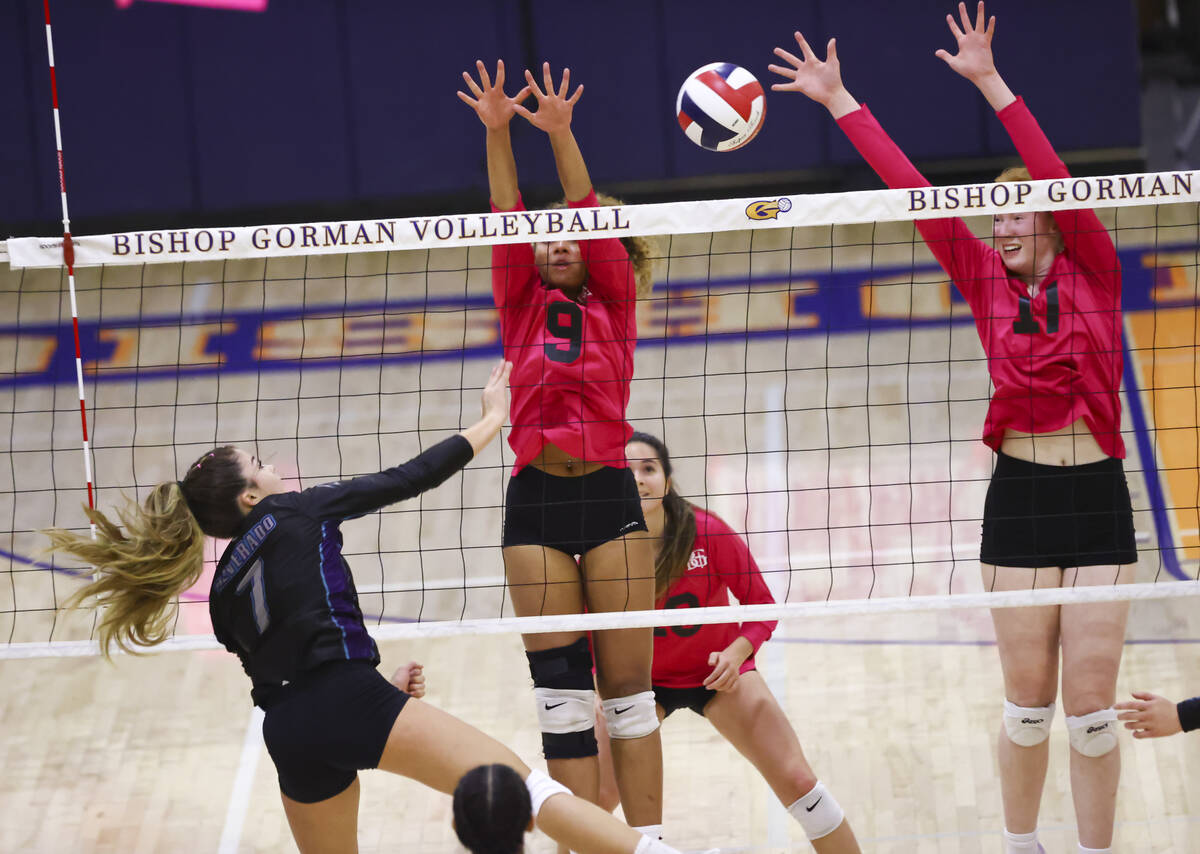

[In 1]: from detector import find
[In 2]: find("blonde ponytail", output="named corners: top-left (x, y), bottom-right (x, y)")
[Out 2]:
top-left (47, 482), bottom-right (206, 657)
top-left (47, 446), bottom-right (250, 657)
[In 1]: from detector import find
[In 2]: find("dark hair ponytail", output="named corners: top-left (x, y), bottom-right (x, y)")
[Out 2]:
top-left (453, 764), bottom-right (531, 854)
top-left (628, 431), bottom-right (697, 597)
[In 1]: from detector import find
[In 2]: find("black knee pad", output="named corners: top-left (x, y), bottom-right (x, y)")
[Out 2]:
top-left (526, 637), bottom-right (595, 689)
top-left (526, 637), bottom-right (598, 759)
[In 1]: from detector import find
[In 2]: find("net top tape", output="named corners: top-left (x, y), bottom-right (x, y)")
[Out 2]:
top-left (6, 170), bottom-right (1196, 269)
top-left (4, 580), bottom-right (1197, 659)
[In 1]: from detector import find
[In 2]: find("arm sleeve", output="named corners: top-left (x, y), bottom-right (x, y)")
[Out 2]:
top-left (298, 434), bottom-right (474, 522)
top-left (709, 519), bottom-right (777, 653)
top-left (490, 194), bottom-right (540, 309)
top-left (996, 97), bottom-right (1118, 278)
top-left (837, 105), bottom-right (993, 305)
top-left (570, 189), bottom-right (636, 303)
top-left (1178, 696), bottom-right (1200, 733)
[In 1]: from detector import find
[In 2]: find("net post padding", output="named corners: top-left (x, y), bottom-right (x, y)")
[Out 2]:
top-left (3, 580), bottom-right (1196, 659)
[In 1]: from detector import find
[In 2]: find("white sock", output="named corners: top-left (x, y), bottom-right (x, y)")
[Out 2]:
top-left (1003, 828), bottom-right (1040, 853)
top-left (1078, 845), bottom-right (1112, 854)
top-left (633, 836), bottom-right (680, 854)
top-left (632, 824), bottom-right (663, 840)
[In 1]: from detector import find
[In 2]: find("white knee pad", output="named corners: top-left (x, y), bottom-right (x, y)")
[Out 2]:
top-left (601, 691), bottom-right (659, 739)
top-left (786, 781), bottom-right (845, 840)
top-left (524, 768), bottom-right (571, 818)
top-left (1066, 708), bottom-right (1118, 758)
top-left (534, 687), bottom-right (596, 735)
top-left (1003, 701), bottom-right (1055, 747)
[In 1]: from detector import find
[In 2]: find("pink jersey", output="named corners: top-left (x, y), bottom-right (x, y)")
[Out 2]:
top-left (651, 507), bottom-right (777, 688)
top-left (838, 98), bottom-right (1125, 458)
top-left (490, 190), bottom-right (637, 473)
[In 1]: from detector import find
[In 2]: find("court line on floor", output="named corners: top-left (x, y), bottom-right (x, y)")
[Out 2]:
top-left (217, 705), bottom-right (266, 854)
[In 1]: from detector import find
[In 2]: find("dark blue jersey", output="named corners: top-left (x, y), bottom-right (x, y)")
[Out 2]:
top-left (209, 434), bottom-right (474, 703)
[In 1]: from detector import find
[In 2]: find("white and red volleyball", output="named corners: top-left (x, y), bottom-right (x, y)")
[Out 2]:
top-left (676, 62), bottom-right (765, 152)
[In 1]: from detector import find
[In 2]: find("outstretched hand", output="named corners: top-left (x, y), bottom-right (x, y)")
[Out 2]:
top-left (480, 360), bottom-right (512, 423)
top-left (768, 32), bottom-right (857, 119)
top-left (935, 1), bottom-right (998, 83)
top-left (458, 60), bottom-right (531, 130)
top-left (513, 62), bottom-right (583, 135)
top-left (1115, 691), bottom-right (1183, 739)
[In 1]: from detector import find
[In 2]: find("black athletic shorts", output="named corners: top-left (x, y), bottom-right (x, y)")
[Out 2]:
top-left (502, 464), bottom-right (647, 556)
top-left (259, 660), bottom-right (410, 803)
top-left (654, 684), bottom-right (716, 717)
top-left (653, 678), bottom-right (752, 718)
top-left (980, 452), bottom-right (1137, 569)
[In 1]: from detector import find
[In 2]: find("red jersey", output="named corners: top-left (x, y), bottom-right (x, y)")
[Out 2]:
top-left (651, 507), bottom-right (777, 688)
top-left (490, 190), bottom-right (638, 473)
top-left (838, 98), bottom-right (1125, 458)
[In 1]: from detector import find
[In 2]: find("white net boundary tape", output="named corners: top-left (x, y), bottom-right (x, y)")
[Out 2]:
top-left (4, 579), bottom-right (1197, 660)
top-left (5, 169), bottom-right (1196, 268)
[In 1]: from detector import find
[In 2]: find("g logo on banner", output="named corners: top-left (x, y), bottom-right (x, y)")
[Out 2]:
top-left (745, 198), bottom-right (793, 220)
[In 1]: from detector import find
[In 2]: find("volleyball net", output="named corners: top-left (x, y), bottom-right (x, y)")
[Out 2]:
top-left (2, 171), bottom-right (1199, 658)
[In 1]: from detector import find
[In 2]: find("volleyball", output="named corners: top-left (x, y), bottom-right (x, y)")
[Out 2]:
top-left (676, 62), bottom-right (765, 152)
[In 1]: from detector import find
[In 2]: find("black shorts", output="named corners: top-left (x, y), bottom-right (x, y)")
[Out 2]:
top-left (502, 465), bottom-right (648, 556)
top-left (259, 660), bottom-right (409, 803)
top-left (654, 684), bottom-right (717, 718)
top-left (980, 452), bottom-right (1137, 569)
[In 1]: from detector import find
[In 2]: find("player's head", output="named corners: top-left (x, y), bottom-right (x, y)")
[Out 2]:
top-left (627, 431), bottom-right (672, 515)
top-left (627, 431), bottom-right (698, 595)
top-left (227, 448), bottom-right (286, 519)
top-left (544, 192), bottom-right (656, 298)
top-left (179, 446), bottom-right (259, 538)
top-left (452, 764), bottom-right (532, 854)
top-left (534, 238), bottom-right (587, 296)
top-left (992, 166), bottom-right (1063, 281)
top-left (179, 446), bottom-right (289, 538)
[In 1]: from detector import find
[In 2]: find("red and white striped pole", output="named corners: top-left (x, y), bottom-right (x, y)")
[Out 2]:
top-left (43, 0), bottom-right (95, 524)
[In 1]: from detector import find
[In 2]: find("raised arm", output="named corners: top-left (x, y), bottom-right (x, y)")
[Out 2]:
top-left (514, 62), bottom-right (591, 203)
top-left (514, 64), bottom-right (638, 302)
top-left (769, 32), bottom-right (992, 299)
top-left (936, 1), bottom-right (1116, 275)
top-left (301, 362), bottom-right (511, 521)
top-left (934, 2), bottom-right (1014, 111)
top-left (459, 60), bottom-right (530, 211)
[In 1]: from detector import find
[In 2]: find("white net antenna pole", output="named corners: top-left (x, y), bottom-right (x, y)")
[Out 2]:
top-left (41, 0), bottom-right (97, 529)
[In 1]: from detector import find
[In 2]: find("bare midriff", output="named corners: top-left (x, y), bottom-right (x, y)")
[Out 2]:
top-left (999, 418), bottom-right (1109, 466)
top-left (529, 442), bottom-right (609, 477)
